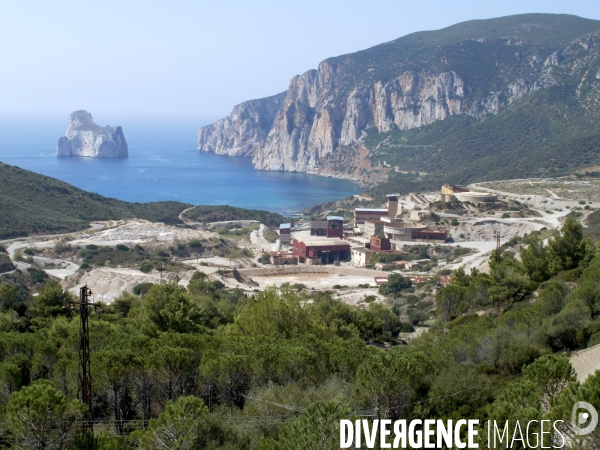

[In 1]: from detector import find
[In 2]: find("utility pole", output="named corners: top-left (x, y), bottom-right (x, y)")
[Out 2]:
top-left (68, 285), bottom-right (98, 426)
top-left (494, 231), bottom-right (501, 263)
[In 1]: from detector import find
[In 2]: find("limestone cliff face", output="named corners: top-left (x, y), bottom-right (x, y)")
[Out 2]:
top-left (197, 93), bottom-right (285, 157)
top-left (197, 17), bottom-right (600, 175)
top-left (57, 111), bottom-right (128, 158)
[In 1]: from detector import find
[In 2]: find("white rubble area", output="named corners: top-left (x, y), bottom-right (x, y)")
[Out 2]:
top-left (450, 219), bottom-right (542, 242)
top-left (66, 267), bottom-right (196, 303)
top-left (71, 220), bottom-right (210, 246)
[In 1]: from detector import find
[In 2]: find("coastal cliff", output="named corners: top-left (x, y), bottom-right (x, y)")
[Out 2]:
top-left (198, 14), bottom-right (600, 183)
top-left (57, 111), bottom-right (128, 158)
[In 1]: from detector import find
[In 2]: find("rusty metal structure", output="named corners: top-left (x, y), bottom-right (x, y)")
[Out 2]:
top-left (495, 230), bottom-right (501, 262)
top-left (67, 285), bottom-right (98, 424)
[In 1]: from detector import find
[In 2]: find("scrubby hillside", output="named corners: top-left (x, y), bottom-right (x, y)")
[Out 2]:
top-left (0, 162), bottom-right (191, 238)
top-left (182, 205), bottom-right (288, 228)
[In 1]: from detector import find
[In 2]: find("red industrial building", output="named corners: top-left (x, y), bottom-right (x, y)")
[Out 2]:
top-left (291, 237), bottom-right (351, 265)
top-left (369, 236), bottom-right (392, 251)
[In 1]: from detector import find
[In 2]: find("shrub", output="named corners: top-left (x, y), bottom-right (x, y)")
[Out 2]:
top-left (54, 240), bottom-right (72, 254)
top-left (379, 274), bottom-right (412, 296)
top-left (133, 283), bottom-right (154, 296)
top-left (140, 262), bottom-right (154, 273)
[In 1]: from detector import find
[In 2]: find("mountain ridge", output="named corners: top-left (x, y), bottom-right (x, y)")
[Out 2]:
top-left (197, 13), bottom-right (600, 189)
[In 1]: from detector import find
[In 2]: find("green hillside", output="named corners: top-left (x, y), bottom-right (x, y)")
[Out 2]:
top-left (0, 162), bottom-right (192, 238)
top-left (335, 14), bottom-right (600, 194)
top-left (183, 205), bottom-right (288, 228)
top-left (326, 14), bottom-right (600, 98)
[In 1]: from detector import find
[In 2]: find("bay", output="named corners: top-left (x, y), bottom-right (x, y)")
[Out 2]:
top-left (0, 114), bottom-right (359, 214)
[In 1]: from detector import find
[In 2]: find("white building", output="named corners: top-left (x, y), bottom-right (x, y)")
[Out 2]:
top-left (351, 247), bottom-right (372, 267)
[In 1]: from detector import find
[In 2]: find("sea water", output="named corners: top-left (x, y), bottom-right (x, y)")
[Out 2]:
top-left (0, 114), bottom-right (359, 214)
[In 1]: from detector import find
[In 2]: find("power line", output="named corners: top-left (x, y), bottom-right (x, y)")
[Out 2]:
top-left (66, 285), bottom-right (100, 429)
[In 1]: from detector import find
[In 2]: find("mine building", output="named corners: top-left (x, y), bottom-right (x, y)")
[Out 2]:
top-left (411, 229), bottom-right (447, 243)
top-left (382, 218), bottom-right (426, 241)
top-left (291, 237), bottom-right (351, 265)
top-left (279, 223), bottom-right (291, 245)
top-left (369, 236), bottom-right (392, 251)
top-left (351, 247), bottom-right (372, 267)
top-left (354, 208), bottom-right (389, 227)
top-left (269, 250), bottom-right (298, 265)
top-left (439, 183), bottom-right (498, 205)
top-left (353, 193), bottom-right (402, 228)
top-left (310, 216), bottom-right (344, 238)
top-left (386, 194), bottom-right (400, 218)
top-left (363, 219), bottom-right (385, 238)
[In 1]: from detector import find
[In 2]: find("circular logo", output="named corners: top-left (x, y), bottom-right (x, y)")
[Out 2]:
top-left (571, 402), bottom-right (599, 436)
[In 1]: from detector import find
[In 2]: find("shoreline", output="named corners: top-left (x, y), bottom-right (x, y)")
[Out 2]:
top-left (197, 148), bottom-right (370, 190)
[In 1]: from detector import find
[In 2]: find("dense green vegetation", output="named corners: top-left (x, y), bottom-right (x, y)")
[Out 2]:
top-left (0, 248), bottom-right (14, 274)
top-left (366, 84), bottom-right (600, 193)
top-left (584, 209), bottom-right (600, 240)
top-left (0, 217), bottom-right (597, 447)
top-left (183, 205), bottom-right (288, 228)
top-left (0, 163), bottom-right (192, 239)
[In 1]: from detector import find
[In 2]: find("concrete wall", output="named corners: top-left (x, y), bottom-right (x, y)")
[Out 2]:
top-left (238, 266), bottom-right (387, 277)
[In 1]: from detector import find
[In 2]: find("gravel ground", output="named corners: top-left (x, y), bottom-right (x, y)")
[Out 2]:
top-left (570, 344), bottom-right (600, 381)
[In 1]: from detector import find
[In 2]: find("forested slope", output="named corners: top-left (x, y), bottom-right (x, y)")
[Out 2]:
top-left (0, 162), bottom-right (191, 238)
top-left (0, 217), bottom-right (598, 447)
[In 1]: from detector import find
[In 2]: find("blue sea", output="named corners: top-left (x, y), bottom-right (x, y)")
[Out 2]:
top-left (0, 114), bottom-right (359, 214)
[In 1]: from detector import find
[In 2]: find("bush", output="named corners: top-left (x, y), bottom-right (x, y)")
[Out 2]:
top-left (408, 309), bottom-right (429, 325)
top-left (140, 262), bottom-right (154, 273)
top-left (116, 244), bottom-right (129, 251)
top-left (257, 255), bottom-right (270, 264)
top-left (54, 240), bottom-right (72, 254)
top-left (379, 274), bottom-right (412, 296)
top-left (133, 283), bottom-right (154, 296)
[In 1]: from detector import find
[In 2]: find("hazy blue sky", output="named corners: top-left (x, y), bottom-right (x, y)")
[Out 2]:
top-left (1, 0), bottom-right (599, 121)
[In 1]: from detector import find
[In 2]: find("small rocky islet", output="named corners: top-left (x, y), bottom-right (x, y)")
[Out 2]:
top-left (56, 110), bottom-right (128, 158)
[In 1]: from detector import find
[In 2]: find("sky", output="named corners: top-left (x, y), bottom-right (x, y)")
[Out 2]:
top-left (1, 0), bottom-right (599, 122)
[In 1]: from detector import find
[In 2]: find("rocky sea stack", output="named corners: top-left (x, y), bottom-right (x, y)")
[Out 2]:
top-left (57, 110), bottom-right (128, 158)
